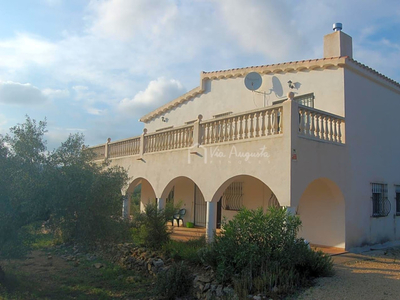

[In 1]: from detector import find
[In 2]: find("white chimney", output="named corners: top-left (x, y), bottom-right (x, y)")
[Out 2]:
top-left (324, 23), bottom-right (353, 59)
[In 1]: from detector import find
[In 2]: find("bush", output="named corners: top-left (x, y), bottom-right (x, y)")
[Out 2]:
top-left (162, 236), bottom-right (206, 264)
top-left (201, 207), bottom-right (333, 297)
top-left (155, 262), bottom-right (193, 299)
top-left (139, 203), bottom-right (170, 249)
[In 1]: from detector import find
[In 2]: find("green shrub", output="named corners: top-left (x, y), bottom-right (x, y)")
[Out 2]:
top-left (155, 262), bottom-right (193, 299)
top-left (162, 236), bottom-right (206, 264)
top-left (202, 207), bottom-right (333, 297)
top-left (139, 203), bottom-right (170, 249)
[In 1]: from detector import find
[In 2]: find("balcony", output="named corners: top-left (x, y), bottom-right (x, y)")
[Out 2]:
top-left (90, 101), bottom-right (345, 161)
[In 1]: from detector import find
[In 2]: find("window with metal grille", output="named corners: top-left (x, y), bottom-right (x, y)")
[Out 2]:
top-left (222, 182), bottom-right (243, 211)
top-left (396, 185), bottom-right (400, 216)
top-left (371, 183), bottom-right (390, 217)
top-left (294, 93), bottom-right (314, 107)
top-left (273, 93), bottom-right (315, 108)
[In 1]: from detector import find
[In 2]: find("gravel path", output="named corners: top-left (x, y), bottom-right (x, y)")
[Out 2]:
top-left (295, 247), bottom-right (400, 300)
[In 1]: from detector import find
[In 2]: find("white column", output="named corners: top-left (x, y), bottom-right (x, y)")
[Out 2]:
top-left (157, 198), bottom-right (165, 210)
top-left (206, 201), bottom-right (217, 242)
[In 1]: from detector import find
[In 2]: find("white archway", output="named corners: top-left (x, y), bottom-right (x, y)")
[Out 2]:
top-left (297, 177), bottom-right (345, 248)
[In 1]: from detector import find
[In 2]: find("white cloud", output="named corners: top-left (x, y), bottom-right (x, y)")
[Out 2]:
top-left (42, 88), bottom-right (70, 98)
top-left (216, 0), bottom-right (307, 61)
top-left (117, 77), bottom-right (185, 115)
top-left (89, 0), bottom-right (178, 41)
top-left (0, 81), bottom-right (48, 105)
top-left (0, 33), bottom-right (57, 70)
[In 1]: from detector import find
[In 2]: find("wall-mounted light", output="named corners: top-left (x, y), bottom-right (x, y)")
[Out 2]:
top-left (288, 80), bottom-right (295, 89)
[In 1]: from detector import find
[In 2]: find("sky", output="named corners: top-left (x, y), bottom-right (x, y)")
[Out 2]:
top-left (0, 0), bottom-right (399, 150)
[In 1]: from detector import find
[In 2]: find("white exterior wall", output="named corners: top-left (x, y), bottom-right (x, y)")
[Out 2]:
top-left (144, 69), bottom-right (345, 132)
top-left (344, 68), bottom-right (400, 247)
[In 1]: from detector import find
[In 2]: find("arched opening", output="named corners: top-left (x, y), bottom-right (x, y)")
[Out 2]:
top-left (125, 178), bottom-right (157, 218)
top-left (161, 176), bottom-right (206, 227)
top-left (297, 178), bottom-right (345, 249)
top-left (212, 175), bottom-right (280, 225)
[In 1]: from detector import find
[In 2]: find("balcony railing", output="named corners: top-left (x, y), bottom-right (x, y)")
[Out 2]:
top-left (298, 105), bottom-right (345, 143)
top-left (89, 99), bottom-right (345, 160)
top-left (200, 106), bottom-right (282, 145)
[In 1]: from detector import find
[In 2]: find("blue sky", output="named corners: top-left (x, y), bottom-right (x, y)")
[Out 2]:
top-left (0, 0), bottom-right (399, 149)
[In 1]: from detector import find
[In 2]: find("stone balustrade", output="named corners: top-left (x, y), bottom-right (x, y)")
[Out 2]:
top-left (90, 144), bottom-right (106, 160)
top-left (108, 137), bottom-right (141, 158)
top-left (298, 106), bottom-right (345, 143)
top-left (200, 105), bottom-right (282, 145)
top-left (144, 125), bottom-right (194, 153)
top-left (89, 101), bottom-right (345, 160)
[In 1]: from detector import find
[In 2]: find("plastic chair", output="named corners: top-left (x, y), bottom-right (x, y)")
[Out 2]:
top-left (173, 209), bottom-right (186, 227)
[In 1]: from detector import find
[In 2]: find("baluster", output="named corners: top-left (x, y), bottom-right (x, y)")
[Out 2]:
top-left (233, 117), bottom-right (238, 140)
top-left (187, 128), bottom-right (191, 146)
top-left (298, 109), bottom-right (304, 134)
top-left (273, 109), bottom-right (278, 134)
top-left (337, 120), bottom-right (342, 143)
top-left (267, 110), bottom-right (272, 135)
top-left (202, 123), bottom-right (210, 145)
top-left (160, 133), bottom-right (164, 151)
top-left (180, 129), bottom-right (184, 148)
top-left (244, 115), bottom-right (249, 139)
top-left (278, 107), bottom-right (283, 133)
top-left (255, 112), bottom-right (260, 137)
top-left (305, 111), bottom-right (310, 136)
top-left (229, 118), bottom-right (234, 141)
top-left (329, 117), bottom-right (333, 141)
top-left (315, 113), bottom-right (320, 139)
top-left (261, 111), bottom-right (266, 136)
top-left (238, 116), bottom-right (243, 139)
top-left (324, 116), bottom-right (329, 141)
top-left (210, 122), bottom-right (215, 144)
top-left (310, 111), bottom-right (315, 137)
top-left (215, 121), bottom-right (220, 142)
top-left (175, 130), bottom-right (179, 149)
top-left (249, 114), bottom-right (254, 138)
top-left (319, 116), bottom-right (324, 140)
top-left (222, 119), bottom-right (227, 142)
top-left (333, 119), bottom-right (338, 142)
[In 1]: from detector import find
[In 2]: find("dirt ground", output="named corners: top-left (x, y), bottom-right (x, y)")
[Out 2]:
top-left (295, 247), bottom-right (400, 300)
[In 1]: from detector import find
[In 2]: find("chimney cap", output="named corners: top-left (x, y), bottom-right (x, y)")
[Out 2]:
top-left (333, 23), bottom-right (342, 32)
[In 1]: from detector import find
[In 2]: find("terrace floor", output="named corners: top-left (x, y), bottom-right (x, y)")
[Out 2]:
top-left (169, 226), bottom-right (347, 256)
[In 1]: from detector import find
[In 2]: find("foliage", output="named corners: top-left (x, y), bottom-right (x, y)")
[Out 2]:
top-left (155, 262), bottom-right (193, 300)
top-left (201, 207), bottom-right (333, 297)
top-left (47, 133), bottom-right (130, 247)
top-left (162, 236), bottom-right (206, 264)
top-left (0, 116), bottom-right (131, 263)
top-left (0, 117), bottom-right (50, 260)
top-left (139, 203), bottom-right (170, 249)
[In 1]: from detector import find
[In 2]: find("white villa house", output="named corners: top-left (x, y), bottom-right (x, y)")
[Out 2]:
top-left (91, 25), bottom-right (400, 250)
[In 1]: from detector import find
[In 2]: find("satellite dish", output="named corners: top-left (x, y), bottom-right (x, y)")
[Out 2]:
top-left (244, 72), bottom-right (262, 91)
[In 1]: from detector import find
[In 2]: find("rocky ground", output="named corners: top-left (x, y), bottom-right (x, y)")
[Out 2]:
top-left (1, 244), bottom-right (400, 299)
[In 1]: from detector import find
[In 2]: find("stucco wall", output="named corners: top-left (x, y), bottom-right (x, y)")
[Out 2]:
top-left (344, 68), bottom-right (400, 247)
top-left (144, 68), bottom-right (345, 132)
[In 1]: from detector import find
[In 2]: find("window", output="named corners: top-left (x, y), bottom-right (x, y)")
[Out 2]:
top-left (273, 93), bottom-right (315, 108)
top-left (396, 185), bottom-right (400, 216)
top-left (222, 182), bottom-right (243, 211)
top-left (295, 93), bottom-right (315, 108)
top-left (371, 183), bottom-right (390, 217)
